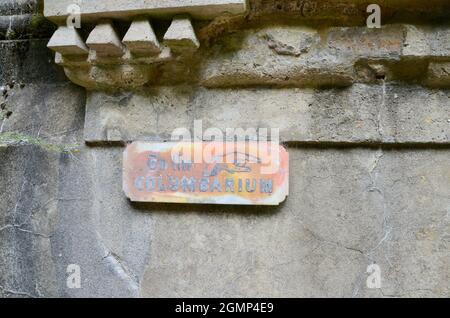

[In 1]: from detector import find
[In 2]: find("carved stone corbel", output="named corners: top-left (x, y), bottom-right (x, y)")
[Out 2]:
top-left (44, 0), bottom-right (248, 89)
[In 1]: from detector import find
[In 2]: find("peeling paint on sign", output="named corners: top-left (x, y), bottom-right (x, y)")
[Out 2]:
top-left (123, 141), bottom-right (289, 205)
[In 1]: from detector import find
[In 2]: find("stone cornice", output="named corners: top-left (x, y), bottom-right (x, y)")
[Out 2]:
top-left (44, 0), bottom-right (249, 90)
top-left (44, 0), bottom-right (248, 23)
top-left (43, 0), bottom-right (450, 90)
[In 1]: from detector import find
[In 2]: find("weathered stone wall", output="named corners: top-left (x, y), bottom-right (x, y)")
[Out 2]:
top-left (0, 0), bottom-right (449, 297)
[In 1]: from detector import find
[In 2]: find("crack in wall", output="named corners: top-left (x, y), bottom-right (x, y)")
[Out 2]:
top-left (351, 84), bottom-right (396, 297)
top-left (0, 224), bottom-right (52, 238)
top-left (99, 240), bottom-right (140, 297)
top-left (0, 284), bottom-right (36, 298)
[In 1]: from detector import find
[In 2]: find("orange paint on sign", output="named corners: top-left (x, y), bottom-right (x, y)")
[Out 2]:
top-left (123, 141), bottom-right (289, 205)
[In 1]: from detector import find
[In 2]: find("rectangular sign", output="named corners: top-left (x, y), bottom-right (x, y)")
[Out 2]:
top-left (123, 141), bottom-right (289, 205)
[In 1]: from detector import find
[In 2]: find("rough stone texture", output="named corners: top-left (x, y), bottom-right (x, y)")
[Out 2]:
top-left (123, 19), bottom-right (161, 56)
top-left (47, 26), bottom-right (89, 56)
top-left (202, 24), bottom-right (450, 88)
top-left (163, 16), bottom-right (200, 54)
top-left (0, 1), bottom-right (54, 40)
top-left (426, 62), bottom-right (450, 88)
top-left (3, 144), bottom-right (447, 297)
top-left (0, 39), bottom-right (85, 143)
top-left (139, 148), bottom-right (450, 297)
top-left (84, 85), bottom-right (449, 145)
top-left (0, 145), bottom-right (154, 298)
top-left (201, 26), bottom-right (353, 87)
top-left (52, 24), bottom-right (450, 89)
top-left (86, 21), bottom-right (125, 57)
top-left (0, 38), bottom-right (151, 297)
top-left (245, 0), bottom-right (450, 25)
top-left (0, 0), bottom-right (449, 298)
top-left (44, 0), bottom-right (248, 23)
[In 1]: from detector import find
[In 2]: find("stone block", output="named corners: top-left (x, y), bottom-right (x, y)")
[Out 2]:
top-left (201, 26), bottom-right (354, 87)
top-left (47, 26), bottom-right (89, 56)
top-left (83, 84), bottom-right (450, 145)
top-left (44, 0), bottom-right (248, 22)
top-left (163, 16), bottom-right (200, 53)
top-left (425, 62), bottom-right (450, 88)
top-left (0, 39), bottom-right (67, 84)
top-left (138, 148), bottom-right (450, 297)
top-left (86, 20), bottom-right (124, 57)
top-left (403, 25), bottom-right (450, 58)
top-left (0, 145), bottom-right (60, 297)
top-left (123, 19), bottom-right (161, 56)
top-left (42, 23), bottom-right (450, 89)
top-left (325, 26), bottom-right (403, 60)
top-left (2, 19), bottom-right (450, 298)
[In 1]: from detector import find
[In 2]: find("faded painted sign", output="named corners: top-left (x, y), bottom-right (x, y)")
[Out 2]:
top-left (123, 141), bottom-right (289, 205)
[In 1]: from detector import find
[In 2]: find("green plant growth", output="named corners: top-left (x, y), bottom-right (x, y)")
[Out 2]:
top-left (0, 132), bottom-right (80, 154)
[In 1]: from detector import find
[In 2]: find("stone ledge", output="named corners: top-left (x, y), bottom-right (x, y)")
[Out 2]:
top-left (0, 39), bottom-right (67, 84)
top-left (425, 62), bottom-right (450, 88)
top-left (40, 1), bottom-right (450, 90)
top-left (44, 23), bottom-right (450, 89)
top-left (44, 0), bottom-right (248, 23)
top-left (201, 25), bottom-right (450, 89)
top-left (246, 0), bottom-right (450, 24)
top-left (84, 84), bottom-right (450, 145)
top-left (44, 1), bottom-right (249, 87)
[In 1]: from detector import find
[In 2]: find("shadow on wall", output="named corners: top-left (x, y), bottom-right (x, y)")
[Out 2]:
top-left (130, 200), bottom-right (286, 216)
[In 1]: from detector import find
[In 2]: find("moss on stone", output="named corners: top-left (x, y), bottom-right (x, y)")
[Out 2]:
top-left (29, 13), bottom-right (56, 37)
top-left (0, 132), bottom-right (80, 154)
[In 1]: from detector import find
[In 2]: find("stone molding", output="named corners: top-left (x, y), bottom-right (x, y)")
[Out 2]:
top-left (84, 85), bottom-right (450, 145)
top-left (44, 0), bottom-right (248, 89)
top-left (44, 0), bottom-right (248, 23)
top-left (43, 1), bottom-right (450, 90)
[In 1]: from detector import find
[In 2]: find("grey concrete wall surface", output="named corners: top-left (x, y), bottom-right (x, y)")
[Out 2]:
top-left (0, 0), bottom-right (449, 298)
